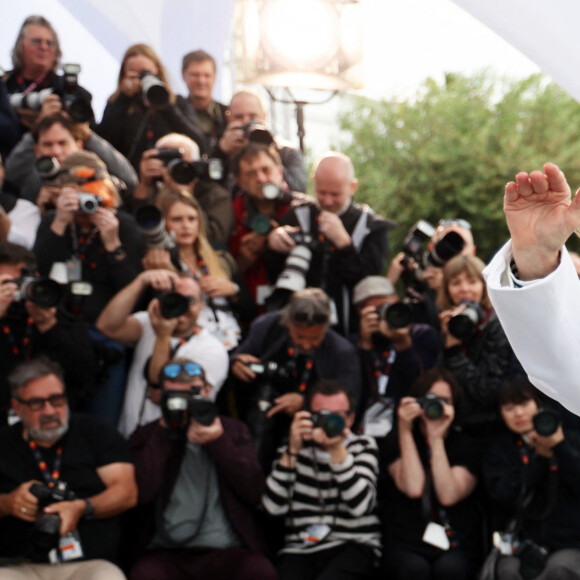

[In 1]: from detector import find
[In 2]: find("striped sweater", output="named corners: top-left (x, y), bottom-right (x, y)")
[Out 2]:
top-left (262, 435), bottom-right (382, 558)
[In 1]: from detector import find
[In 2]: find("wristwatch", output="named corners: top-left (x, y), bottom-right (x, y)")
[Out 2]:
top-left (83, 498), bottom-right (95, 520)
top-left (106, 245), bottom-right (127, 262)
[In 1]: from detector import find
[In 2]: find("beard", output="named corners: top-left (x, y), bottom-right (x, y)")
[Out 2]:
top-left (27, 412), bottom-right (69, 444)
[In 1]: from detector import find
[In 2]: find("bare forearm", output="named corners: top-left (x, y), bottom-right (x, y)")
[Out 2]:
top-left (395, 427), bottom-right (425, 497)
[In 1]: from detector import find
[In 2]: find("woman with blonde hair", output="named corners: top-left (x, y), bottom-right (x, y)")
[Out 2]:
top-left (97, 43), bottom-right (207, 170)
top-left (143, 188), bottom-right (255, 349)
top-left (436, 255), bottom-right (518, 437)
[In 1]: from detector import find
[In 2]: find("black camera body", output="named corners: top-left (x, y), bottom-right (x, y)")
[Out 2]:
top-left (242, 121), bottom-right (274, 146)
top-left (416, 393), bottom-right (446, 420)
top-left (533, 408), bottom-right (561, 437)
top-left (448, 301), bottom-right (484, 341)
top-left (402, 220), bottom-right (435, 265)
top-left (310, 410), bottom-right (345, 438)
top-left (160, 389), bottom-right (218, 437)
top-left (157, 291), bottom-right (193, 319)
top-left (156, 148), bottom-right (223, 184)
top-left (11, 276), bottom-right (62, 308)
top-left (60, 63), bottom-right (92, 123)
top-left (376, 302), bottom-right (414, 329)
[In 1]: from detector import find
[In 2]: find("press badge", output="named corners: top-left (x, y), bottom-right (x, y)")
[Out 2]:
top-left (422, 522), bottom-right (450, 550)
top-left (65, 257), bottom-right (83, 282)
top-left (300, 524), bottom-right (331, 546)
top-left (48, 530), bottom-right (84, 563)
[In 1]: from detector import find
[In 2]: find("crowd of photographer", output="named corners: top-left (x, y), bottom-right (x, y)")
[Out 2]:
top-left (1, 12), bottom-right (580, 580)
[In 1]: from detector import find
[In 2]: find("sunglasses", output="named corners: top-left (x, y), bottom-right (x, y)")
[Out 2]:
top-left (438, 219), bottom-right (471, 230)
top-left (17, 393), bottom-right (67, 411)
top-left (163, 362), bottom-right (203, 380)
top-left (291, 312), bottom-right (329, 325)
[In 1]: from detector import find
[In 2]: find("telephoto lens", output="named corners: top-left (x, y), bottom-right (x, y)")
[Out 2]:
top-left (533, 409), bottom-right (561, 437)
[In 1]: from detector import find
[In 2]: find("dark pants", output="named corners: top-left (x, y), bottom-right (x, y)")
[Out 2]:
top-left (496, 549), bottom-right (580, 580)
top-left (277, 543), bottom-right (375, 580)
top-left (128, 546), bottom-right (277, 580)
top-left (382, 543), bottom-right (480, 580)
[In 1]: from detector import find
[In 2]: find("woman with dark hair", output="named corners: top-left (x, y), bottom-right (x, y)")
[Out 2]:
top-left (437, 255), bottom-right (518, 435)
top-left (97, 43), bottom-right (207, 171)
top-left (380, 367), bottom-right (482, 580)
top-left (482, 377), bottom-right (580, 579)
top-left (142, 189), bottom-right (255, 349)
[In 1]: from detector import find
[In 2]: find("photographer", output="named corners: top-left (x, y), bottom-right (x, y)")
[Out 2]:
top-left (262, 378), bottom-right (380, 580)
top-left (96, 269), bottom-right (228, 437)
top-left (0, 241), bottom-right (96, 420)
top-left (97, 44), bottom-right (208, 172)
top-left (3, 15), bottom-right (95, 142)
top-left (353, 276), bottom-right (440, 438)
top-left (483, 377), bottom-right (580, 580)
top-left (0, 357), bottom-right (137, 578)
top-left (126, 358), bottom-right (276, 580)
top-left (266, 152), bottom-right (394, 336)
top-left (213, 89), bottom-right (306, 194)
top-left (5, 113), bottom-right (137, 206)
top-left (132, 132), bottom-right (234, 245)
top-left (380, 368), bottom-right (482, 580)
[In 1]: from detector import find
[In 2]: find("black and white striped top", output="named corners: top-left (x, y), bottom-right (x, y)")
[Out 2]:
top-left (262, 435), bottom-right (382, 558)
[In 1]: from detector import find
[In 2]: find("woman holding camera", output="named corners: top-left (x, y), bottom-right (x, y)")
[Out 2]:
top-left (142, 189), bottom-right (255, 350)
top-left (437, 255), bottom-right (518, 436)
top-left (482, 377), bottom-right (580, 580)
top-left (380, 368), bottom-right (482, 580)
top-left (97, 44), bottom-right (207, 171)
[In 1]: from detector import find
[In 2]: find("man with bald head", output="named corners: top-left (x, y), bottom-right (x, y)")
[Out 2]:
top-left (266, 152), bottom-right (394, 336)
top-left (213, 89), bottom-right (307, 194)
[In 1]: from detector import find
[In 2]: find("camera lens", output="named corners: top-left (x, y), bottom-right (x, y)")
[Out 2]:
top-left (533, 409), bottom-right (560, 437)
top-left (377, 302), bottom-right (413, 328)
top-left (158, 291), bottom-right (190, 319)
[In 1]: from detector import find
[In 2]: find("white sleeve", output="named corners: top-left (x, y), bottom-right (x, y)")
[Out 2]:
top-left (484, 241), bottom-right (580, 415)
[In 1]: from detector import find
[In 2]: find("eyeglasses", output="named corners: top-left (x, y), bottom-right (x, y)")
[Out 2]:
top-left (27, 37), bottom-right (56, 48)
top-left (163, 362), bottom-right (203, 380)
top-left (17, 393), bottom-right (67, 411)
top-left (291, 312), bottom-right (329, 326)
top-left (438, 219), bottom-right (471, 230)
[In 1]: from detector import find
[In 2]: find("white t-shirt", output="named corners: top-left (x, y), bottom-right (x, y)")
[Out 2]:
top-left (7, 199), bottom-right (40, 249)
top-left (117, 311), bottom-right (229, 438)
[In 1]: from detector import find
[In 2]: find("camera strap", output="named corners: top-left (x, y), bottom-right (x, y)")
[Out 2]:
top-left (286, 346), bottom-right (313, 393)
top-left (2, 316), bottom-right (34, 358)
top-left (29, 440), bottom-right (63, 488)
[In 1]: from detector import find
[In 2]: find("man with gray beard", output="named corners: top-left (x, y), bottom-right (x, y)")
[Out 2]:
top-left (0, 357), bottom-right (137, 579)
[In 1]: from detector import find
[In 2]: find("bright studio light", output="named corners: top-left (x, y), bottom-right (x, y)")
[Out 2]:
top-left (260, 0), bottom-right (340, 70)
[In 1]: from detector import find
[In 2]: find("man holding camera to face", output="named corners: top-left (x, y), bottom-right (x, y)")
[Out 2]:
top-left (266, 152), bottom-right (394, 337)
top-left (126, 358), bottom-right (277, 580)
top-left (96, 269), bottom-right (228, 437)
top-left (262, 378), bottom-right (381, 580)
top-left (0, 357), bottom-right (137, 579)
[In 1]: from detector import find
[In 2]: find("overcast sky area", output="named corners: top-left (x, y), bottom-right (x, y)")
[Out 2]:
top-left (2, 0), bottom-right (543, 158)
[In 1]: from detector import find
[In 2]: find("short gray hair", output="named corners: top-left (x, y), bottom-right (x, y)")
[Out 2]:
top-left (8, 357), bottom-right (65, 399)
top-left (280, 288), bottom-right (331, 327)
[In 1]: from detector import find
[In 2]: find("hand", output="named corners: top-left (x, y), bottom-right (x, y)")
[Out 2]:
top-left (186, 416), bottom-right (224, 445)
top-left (528, 426), bottom-right (565, 458)
top-left (397, 397), bottom-right (423, 430)
top-left (218, 121), bottom-right (247, 155)
top-left (139, 269), bottom-right (180, 293)
top-left (238, 232), bottom-right (267, 270)
top-left (288, 410), bottom-right (313, 454)
top-left (91, 208), bottom-right (121, 252)
top-left (423, 401), bottom-right (455, 442)
top-left (121, 73), bottom-right (142, 98)
top-left (3, 481), bottom-right (40, 522)
top-left (148, 298), bottom-right (178, 338)
top-left (439, 307), bottom-right (465, 348)
top-left (386, 252), bottom-right (407, 285)
top-left (36, 185), bottom-right (61, 214)
top-left (44, 499), bottom-right (86, 536)
top-left (53, 187), bottom-right (79, 229)
top-left (37, 94), bottom-right (64, 122)
top-left (17, 108), bottom-right (38, 130)
top-left (505, 162), bottom-right (580, 279)
top-left (73, 122), bottom-right (92, 143)
top-left (267, 225), bottom-right (298, 253)
top-left (25, 302), bottom-right (57, 333)
top-left (266, 392), bottom-right (304, 418)
top-left (198, 275), bottom-right (237, 298)
top-left (230, 353), bottom-right (261, 382)
top-left (311, 422), bottom-right (349, 459)
top-left (318, 210), bottom-right (351, 249)
top-left (0, 274), bottom-right (18, 318)
top-left (139, 148), bottom-right (165, 186)
top-left (357, 304), bottom-right (380, 349)
top-left (142, 248), bottom-right (175, 271)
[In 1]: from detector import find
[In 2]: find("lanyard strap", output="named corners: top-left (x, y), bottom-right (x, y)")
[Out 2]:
top-left (29, 440), bottom-right (63, 487)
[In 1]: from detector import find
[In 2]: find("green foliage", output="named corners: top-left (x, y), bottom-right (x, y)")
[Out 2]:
top-left (335, 71), bottom-right (580, 261)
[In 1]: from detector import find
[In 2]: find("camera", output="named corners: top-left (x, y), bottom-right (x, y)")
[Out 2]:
top-left (134, 204), bottom-right (175, 249)
top-left (310, 410), bottom-right (345, 438)
top-left (249, 214), bottom-right (273, 235)
top-left (273, 245), bottom-right (314, 295)
top-left (402, 220), bottom-right (435, 265)
top-left (140, 70), bottom-right (169, 107)
top-left (28, 481), bottom-right (76, 561)
top-left (447, 300), bottom-right (483, 340)
top-left (416, 393), bottom-right (446, 420)
top-left (77, 192), bottom-right (103, 214)
top-left (8, 87), bottom-right (53, 112)
top-left (376, 302), bottom-right (414, 329)
top-left (533, 408), bottom-right (561, 437)
top-left (157, 291), bottom-right (195, 319)
top-left (60, 63), bottom-right (92, 123)
top-left (242, 121), bottom-right (274, 146)
top-left (36, 156), bottom-right (61, 181)
top-left (155, 148), bottom-right (223, 184)
top-left (160, 388), bottom-right (218, 437)
top-left (261, 182), bottom-right (293, 202)
top-left (424, 231), bottom-right (464, 268)
top-left (11, 276), bottom-right (63, 308)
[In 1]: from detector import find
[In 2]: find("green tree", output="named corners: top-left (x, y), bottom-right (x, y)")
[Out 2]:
top-left (336, 71), bottom-right (580, 262)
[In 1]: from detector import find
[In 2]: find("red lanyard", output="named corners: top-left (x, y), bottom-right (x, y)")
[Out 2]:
top-left (29, 440), bottom-right (63, 487)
